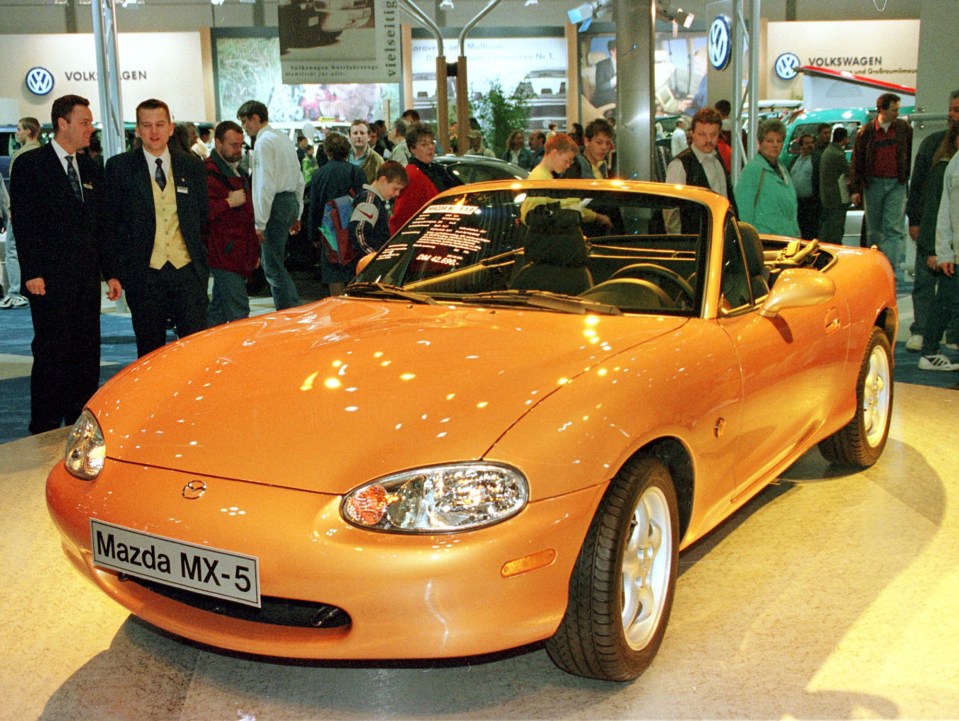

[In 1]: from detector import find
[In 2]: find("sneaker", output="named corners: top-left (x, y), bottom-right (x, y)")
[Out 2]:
top-left (905, 334), bottom-right (923, 352)
top-left (0, 296), bottom-right (12, 309)
top-left (10, 295), bottom-right (27, 308)
top-left (918, 354), bottom-right (959, 371)
top-left (944, 340), bottom-right (959, 351)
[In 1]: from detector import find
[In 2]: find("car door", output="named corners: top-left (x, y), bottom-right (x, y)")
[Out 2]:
top-left (716, 218), bottom-right (849, 499)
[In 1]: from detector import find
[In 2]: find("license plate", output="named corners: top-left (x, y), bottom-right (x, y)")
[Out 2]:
top-left (91, 519), bottom-right (261, 608)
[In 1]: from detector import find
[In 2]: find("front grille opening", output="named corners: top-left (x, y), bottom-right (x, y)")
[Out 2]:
top-left (123, 575), bottom-right (352, 629)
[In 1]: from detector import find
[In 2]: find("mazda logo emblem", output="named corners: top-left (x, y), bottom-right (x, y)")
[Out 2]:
top-left (182, 480), bottom-right (207, 499)
top-left (25, 67), bottom-right (55, 96)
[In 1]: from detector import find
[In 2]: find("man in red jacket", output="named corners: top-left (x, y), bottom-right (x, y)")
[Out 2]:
top-left (204, 120), bottom-right (261, 325)
top-left (849, 92), bottom-right (913, 271)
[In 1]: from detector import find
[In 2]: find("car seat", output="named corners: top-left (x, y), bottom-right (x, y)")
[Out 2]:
top-left (511, 202), bottom-right (593, 296)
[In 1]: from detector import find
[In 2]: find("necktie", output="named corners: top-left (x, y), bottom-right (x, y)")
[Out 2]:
top-left (155, 158), bottom-right (167, 191)
top-left (65, 155), bottom-right (83, 201)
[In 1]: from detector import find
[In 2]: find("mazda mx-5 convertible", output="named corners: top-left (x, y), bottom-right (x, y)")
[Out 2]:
top-left (47, 179), bottom-right (896, 681)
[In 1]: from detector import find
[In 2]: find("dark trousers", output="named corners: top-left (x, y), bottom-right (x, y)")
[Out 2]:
top-left (125, 262), bottom-right (209, 357)
top-left (27, 280), bottom-right (102, 434)
top-left (796, 196), bottom-right (820, 240)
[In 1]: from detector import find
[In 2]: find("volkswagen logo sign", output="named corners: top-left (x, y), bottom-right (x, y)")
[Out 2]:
top-left (708, 16), bottom-right (731, 71)
top-left (25, 66), bottom-right (55, 96)
top-left (774, 52), bottom-right (802, 81)
top-left (182, 480), bottom-right (207, 500)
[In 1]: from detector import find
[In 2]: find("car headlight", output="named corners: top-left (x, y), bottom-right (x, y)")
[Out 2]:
top-left (342, 463), bottom-right (528, 533)
top-left (64, 409), bottom-right (106, 480)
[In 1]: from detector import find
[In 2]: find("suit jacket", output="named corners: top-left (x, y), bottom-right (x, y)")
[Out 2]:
top-left (105, 147), bottom-right (209, 288)
top-left (593, 57), bottom-right (616, 107)
top-left (10, 143), bottom-right (117, 288)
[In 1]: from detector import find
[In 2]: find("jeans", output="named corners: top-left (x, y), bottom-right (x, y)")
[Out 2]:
top-left (208, 267), bottom-right (251, 326)
top-left (863, 178), bottom-right (907, 272)
top-left (261, 191), bottom-right (301, 310)
top-left (3, 219), bottom-right (22, 297)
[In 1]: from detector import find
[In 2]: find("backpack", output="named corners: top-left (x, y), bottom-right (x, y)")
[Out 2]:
top-left (319, 192), bottom-right (358, 267)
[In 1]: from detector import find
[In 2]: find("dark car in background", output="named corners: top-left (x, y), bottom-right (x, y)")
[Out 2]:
top-left (434, 154), bottom-right (528, 184)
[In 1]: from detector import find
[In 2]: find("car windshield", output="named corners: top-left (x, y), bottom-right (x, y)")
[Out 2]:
top-left (351, 186), bottom-right (710, 316)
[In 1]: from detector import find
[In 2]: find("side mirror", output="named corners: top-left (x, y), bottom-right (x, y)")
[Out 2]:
top-left (758, 268), bottom-right (835, 318)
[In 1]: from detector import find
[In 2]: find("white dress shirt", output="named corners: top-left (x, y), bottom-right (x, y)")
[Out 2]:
top-left (665, 145), bottom-right (727, 198)
top-left (250, 123), bottom-right (305, 231)
top-left (142, 147), bottom-right (172, 189)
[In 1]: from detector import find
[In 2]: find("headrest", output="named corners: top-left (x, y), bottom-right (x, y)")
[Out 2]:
top-left (738, 222), bottom-right (765, 276)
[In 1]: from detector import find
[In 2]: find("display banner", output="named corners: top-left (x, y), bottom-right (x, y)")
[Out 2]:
top-left (0, 32), bottom-right (206, 121)
top-left (217, 35), bottom-right (399, 125)
top-left (409, 35), bottom-right (567, 127)
top-left (574, 28), bottom-right (707, 124)
top-left (279, 0), bottom-right (400, 84)
top-left (765, 20), bottom-right (919, 101)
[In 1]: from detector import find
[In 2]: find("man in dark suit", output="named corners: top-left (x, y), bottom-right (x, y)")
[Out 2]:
top-left (10, 94), bottom-right (121, 434)
top-left (593, 40), bottom-right (617, 108)
top-left (106, 98), bottom-right (209, 357)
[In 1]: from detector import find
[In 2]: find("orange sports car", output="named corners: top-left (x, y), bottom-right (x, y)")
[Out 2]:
top-left (47, 180), bottom-right (897, 681)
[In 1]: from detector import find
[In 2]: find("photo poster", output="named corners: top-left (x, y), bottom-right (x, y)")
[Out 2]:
top-left (216, 35), bottom-right (399, 127)
top-left (410, 35), bottom-right (567, 130)
top-left (279, 0), bottom-right (401, 84)
top-left (577, 29), bottom-right (708, 123)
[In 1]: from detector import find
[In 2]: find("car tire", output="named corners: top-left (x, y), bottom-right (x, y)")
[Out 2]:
top-left (546, 455), bottom-right (679, 681)
top-left (818, 327), bottom-right (893, 468)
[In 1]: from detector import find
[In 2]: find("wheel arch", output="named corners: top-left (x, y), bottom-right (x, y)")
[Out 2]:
top-left (632, 436), bottom-right (694, 542)
top-left (875, 305), bottom-right (898, 350)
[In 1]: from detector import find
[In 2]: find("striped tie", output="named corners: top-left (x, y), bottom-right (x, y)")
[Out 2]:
top-left (65, 155), bottom-right (83, 201)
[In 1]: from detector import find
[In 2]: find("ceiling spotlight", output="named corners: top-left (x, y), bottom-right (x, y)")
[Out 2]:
top-left (567, 0), bottom-right (611, 32)
top-left (211, 0), bottom-right (225, 5)
top-left (525, 0), bottom-right (538, 6)
top-left (439, 0), bottom-right (454, 9)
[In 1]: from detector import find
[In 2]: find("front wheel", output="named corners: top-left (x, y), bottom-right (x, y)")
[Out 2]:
top-left (546, 456), bottom-right (679, 681)
top-left (819, 327), bottom-right (893, 467)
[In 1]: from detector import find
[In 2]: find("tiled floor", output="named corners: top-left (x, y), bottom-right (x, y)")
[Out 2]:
top-left (2, 382), bottom-right (957, 720)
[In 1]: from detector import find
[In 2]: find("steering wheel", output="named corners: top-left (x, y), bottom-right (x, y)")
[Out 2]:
top-left (608, 263), bottom-right (695, 309)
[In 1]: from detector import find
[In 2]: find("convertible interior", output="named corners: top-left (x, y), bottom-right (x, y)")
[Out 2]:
top-left (363, 189), bottom-right (834, 315)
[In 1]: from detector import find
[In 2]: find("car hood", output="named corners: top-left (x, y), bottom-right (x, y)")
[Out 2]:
top-left (94, 298), bottom-right (685, 494)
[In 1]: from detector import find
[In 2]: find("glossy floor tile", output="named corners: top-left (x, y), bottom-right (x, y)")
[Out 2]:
top-left (2, 383), bottom-right (957, 721)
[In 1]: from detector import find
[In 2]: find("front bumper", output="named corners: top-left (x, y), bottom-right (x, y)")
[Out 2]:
top-left (46, 460), bottom-right (603, 659)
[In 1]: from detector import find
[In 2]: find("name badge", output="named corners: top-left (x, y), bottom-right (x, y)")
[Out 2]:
top-left (176, 186), bottom-right (189, 194)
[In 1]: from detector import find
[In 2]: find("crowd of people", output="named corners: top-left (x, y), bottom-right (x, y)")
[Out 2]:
top-left (663, 91), bottom-right (959, 373)
top-left (1, 94), bottom-right (415, 435)
top-left (4, 87), bottom-right (959, 436)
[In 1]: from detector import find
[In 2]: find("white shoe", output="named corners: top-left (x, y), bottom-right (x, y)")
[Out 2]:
top-left (9, 295), bottom-right (27, 308)
top-left (918, 354), bottom-right (959, 371)
top-left (0, 296), bottom-right (12, 309)
top-left (905, 334), bottom-right (923, 352)
top-left (943, 340), bottom-right (959, 351)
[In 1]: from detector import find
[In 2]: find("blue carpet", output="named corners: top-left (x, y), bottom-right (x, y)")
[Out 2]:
top-left (0, 308), bottom-right (139, 445)
top-left (1, 282), bottom-right (956, 446)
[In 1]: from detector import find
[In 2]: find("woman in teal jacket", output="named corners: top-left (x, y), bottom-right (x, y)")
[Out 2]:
top-left (734, 119), bottom-right (801, 237)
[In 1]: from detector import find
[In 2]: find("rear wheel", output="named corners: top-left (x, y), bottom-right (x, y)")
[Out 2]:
top-left (819, 327), bottom-right (893, 467)
top-left (546, 456), bottom-right (679, 681)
